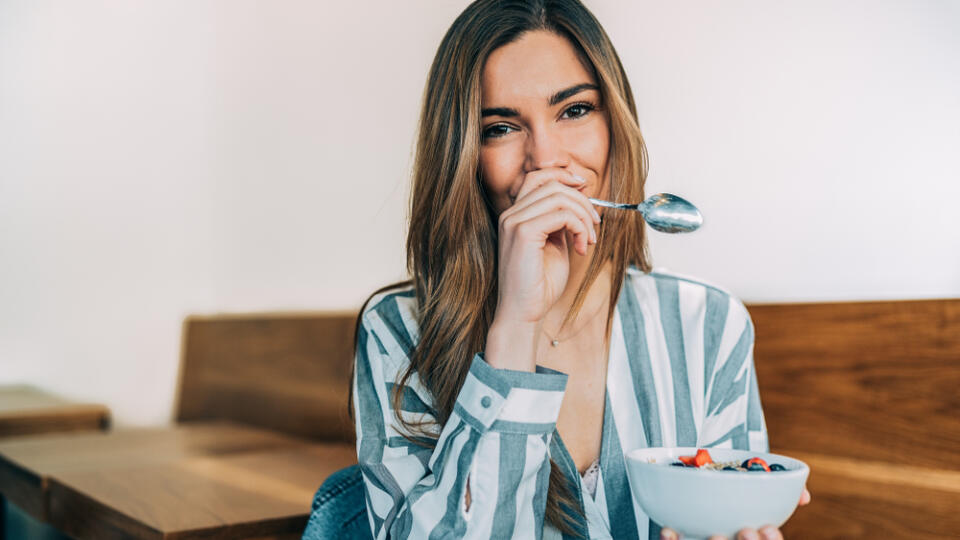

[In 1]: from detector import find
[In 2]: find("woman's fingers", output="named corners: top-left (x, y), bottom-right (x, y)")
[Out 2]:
top-left (658, 527), bottom-right (679, 540)
top-left (663, 527), bottom-right (784, 540)
top-left (663, 523), bottom-right (788, 540)
top-left (735, 527), bottom-right (783, 540)
top-left (513, 167), bottom-right (583, 202)
top-left (758, 526), bottom-right (783, 540)
top-left (509, 178), bottom-right (600, 223)
top-left (662, 528), bottom-right (725, 540)
top-left (511, 207), bottom-right (593, 255)
top-left (509, 168), bottom-right (600, 235)
top-left (799, 487), bottom-right (811, 505)
top-left (502, 191), bottom-right (598, 248)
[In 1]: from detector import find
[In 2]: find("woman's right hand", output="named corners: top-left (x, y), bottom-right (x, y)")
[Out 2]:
top-left (485, 168), bottom-right (601, 371)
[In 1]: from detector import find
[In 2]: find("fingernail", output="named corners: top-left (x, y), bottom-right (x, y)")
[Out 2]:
top-left (572, 174), bottom-right (586, 184)
top-left (759, 527), bottom-right (779, 540)
top-left (591, 207), bottom-right (601, 222)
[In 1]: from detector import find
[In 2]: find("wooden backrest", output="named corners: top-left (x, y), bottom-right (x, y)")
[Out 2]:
top-left (175, 299), bottom-right (960, 460)
top-left (747, 298), bottom-right (960, 471)
top-left (175, 312), bottom-right (359, 442)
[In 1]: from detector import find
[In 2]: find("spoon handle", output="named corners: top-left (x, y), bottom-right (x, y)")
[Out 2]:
top-left (588, 197), bottom-right (642, 211)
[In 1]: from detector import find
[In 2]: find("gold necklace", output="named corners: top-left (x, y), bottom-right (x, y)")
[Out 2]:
top-left (541, 309), bottom-right (604, 347)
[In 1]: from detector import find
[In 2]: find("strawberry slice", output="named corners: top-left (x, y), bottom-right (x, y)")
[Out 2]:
top-left (693, 449), bottom-right (714, 467)
top-left (677, 449), bottom-right (714, 467)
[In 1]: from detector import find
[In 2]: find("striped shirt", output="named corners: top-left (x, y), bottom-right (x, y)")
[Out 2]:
top-left (352, 266), bottom-right (769, 539)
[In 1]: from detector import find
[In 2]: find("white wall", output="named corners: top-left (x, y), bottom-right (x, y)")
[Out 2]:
top-left (2, 1), bottom-right (957, 426)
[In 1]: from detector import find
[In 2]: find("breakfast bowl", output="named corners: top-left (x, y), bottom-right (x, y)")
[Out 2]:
top-left (624, 447), bottom-right (809, 540)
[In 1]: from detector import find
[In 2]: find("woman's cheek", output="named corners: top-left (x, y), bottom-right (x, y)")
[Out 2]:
top-left (588, 123), bottom-right (610, 195)
top-left (567, 127), bottom-right (609, 195)
top-left (479, 149), bottom-right (514, 213)
top-left (480, 148), bottom-right (523, 212)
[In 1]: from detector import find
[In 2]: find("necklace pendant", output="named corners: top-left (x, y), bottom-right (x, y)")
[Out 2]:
top-left (550, 339), bottom-right (559, 347)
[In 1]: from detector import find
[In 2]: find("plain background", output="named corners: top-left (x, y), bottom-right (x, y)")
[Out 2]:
top-left (2, 0), bottom-right (958, 426)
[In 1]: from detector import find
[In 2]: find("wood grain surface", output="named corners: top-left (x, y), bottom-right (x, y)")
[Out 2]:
top-left (748, 299), bottom-right (960, 471)
top-left (0, 385), bottom-right (110, 437)
top-left (780, 450), bottom-right (960, 539)
top-left (747, 298), bottom-right (960, 539)
top-left (47, 443), bottom-right (356, 540)
top-left (176, 313), bottom-right (358, 443)
top-left (0, 420), bottom-right (302, 521)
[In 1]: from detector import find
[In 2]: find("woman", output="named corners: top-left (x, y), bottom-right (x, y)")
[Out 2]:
top-left (352, 1), bottom-right (809, 538)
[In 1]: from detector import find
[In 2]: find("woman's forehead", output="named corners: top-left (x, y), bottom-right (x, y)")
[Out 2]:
top-left (481, 30), bottom-right (596, 107)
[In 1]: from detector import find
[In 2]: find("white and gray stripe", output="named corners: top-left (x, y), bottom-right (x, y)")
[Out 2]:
top-left (352, 267), bottom-right (769, 539)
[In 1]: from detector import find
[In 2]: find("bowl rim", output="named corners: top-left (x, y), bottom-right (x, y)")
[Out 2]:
top-left (625, 446), bottom-right (810, 477)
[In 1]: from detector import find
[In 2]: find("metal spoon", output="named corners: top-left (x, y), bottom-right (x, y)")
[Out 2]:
top-left (589, 193), bottom-right (703, 233)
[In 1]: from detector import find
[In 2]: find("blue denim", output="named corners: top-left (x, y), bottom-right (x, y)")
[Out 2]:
top-left (302, 464), bottom-right (374, 540)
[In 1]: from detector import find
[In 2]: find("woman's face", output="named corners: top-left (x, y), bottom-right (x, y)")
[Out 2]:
top-left (479, 30), bottom-right (610, 216)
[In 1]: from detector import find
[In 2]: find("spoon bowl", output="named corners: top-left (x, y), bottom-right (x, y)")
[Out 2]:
top-left (589, 193), bottom-right (703, 233)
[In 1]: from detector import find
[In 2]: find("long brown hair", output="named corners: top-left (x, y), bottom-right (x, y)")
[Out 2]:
top-left (354, 0), bottom-right (651, 534)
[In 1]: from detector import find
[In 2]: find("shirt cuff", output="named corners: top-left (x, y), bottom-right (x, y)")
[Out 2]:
top-left (452, 352), bottom-right (568, 434)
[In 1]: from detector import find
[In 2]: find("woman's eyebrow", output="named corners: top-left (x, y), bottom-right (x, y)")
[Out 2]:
top-left (548, 82), bottom-right (598, 106)
top-left (481, 82), bottom-right (599, 118)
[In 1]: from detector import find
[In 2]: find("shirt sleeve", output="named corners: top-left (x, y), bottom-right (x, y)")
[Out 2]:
top-left (700, 298), bottom-right (770, 452)
top-left (353, 314), bottom-right (569, 540)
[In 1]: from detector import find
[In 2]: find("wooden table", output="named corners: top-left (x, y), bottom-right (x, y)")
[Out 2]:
top-left (48, 444), bottom-right (355, 539)
top-left (0, 385), bottom-right (109, 438)
top-left (0, 418), bottom-right (357, 540)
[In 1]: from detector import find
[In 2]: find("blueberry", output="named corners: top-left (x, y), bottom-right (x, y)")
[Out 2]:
top-left (671, 462), bottom-right (685, 467)
top-left (747, 462), bottom-right (767, 471)
top-left (769, 463), bottom-right (786, 471)
top-left (740, 459), bottom-right (751, 469)
top-left (722, 466), bottom-right (738, 471)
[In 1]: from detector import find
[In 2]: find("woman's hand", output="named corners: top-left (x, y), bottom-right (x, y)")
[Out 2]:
top-left (494, 168), bottom-right (600, 321)
top-left (659, 487), bottom-right (811, 540)
top-left (485, 168), bottom-right (600, 371)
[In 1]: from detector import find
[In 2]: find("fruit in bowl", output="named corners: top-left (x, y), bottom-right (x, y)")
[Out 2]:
top-left (624, 447), bottom-right (809, 540)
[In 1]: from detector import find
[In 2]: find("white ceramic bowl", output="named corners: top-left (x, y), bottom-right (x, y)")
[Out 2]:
top-left (624, 447), bottom-right (809, 540)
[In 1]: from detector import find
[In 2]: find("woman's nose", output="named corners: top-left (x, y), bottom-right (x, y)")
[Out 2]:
top-left (524, 125), bottom-right (568, 171)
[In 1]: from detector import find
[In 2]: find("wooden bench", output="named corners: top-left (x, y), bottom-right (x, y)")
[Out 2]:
top-left (167, 300), bottom-right (960, 538)
top-left (175, 311), bottom-right (358, 443)
top-left (750, 299), bottom-right (960, 539)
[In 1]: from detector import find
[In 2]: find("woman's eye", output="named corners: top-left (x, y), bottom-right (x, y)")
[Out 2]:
top-left (482, 104), bottom-right (595, 140)
top-left (482, 124), bottom-right (514, 139)
top-left (562, 103), bottom-right (595, 119)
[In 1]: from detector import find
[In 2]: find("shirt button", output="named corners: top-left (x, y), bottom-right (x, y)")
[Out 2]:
top-left (480, 396), bottom-right (492, 408)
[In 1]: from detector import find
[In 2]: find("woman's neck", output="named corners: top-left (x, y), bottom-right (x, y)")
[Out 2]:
top-left (542, 242), bottom-right (613, 336)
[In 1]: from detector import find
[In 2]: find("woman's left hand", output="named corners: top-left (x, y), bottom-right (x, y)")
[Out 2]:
top-left (659, 487), bottom-right (811, 540)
